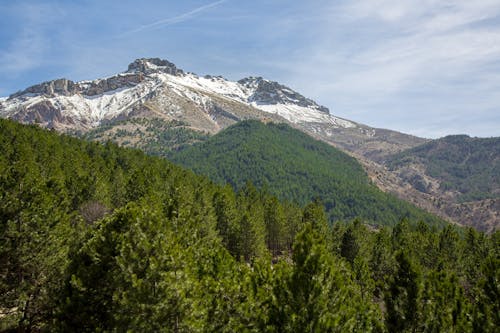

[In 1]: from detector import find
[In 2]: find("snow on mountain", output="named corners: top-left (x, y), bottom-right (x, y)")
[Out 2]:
top-left (158, 71), bottom-right (356, 128)
top-left (0, 58), bottom-right (356, 130)
top-left (0, 73), bottom-right (164, 129)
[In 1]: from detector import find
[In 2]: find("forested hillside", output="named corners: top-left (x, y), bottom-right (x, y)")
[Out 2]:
top-left (170, 120), bottom-right (445, 227)
top-left (0, 119), bottom-right (498, 332)
top-left (386, 135), bottom-right (500, 202)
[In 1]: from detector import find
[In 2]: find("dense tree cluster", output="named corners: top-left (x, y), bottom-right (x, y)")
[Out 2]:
top-left (170, 120), bottom-right (445, 227)
top-left (0, 119), bottom-right (498, 332)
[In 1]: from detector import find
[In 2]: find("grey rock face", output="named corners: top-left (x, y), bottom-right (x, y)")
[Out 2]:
top-left (11, 79), bottom-right (79, 98)
top-left (10, 73), bottom-right (146, 99)
top-left (238, 77), bottom-right (329, 113)
top-left (127, 58), bottom-right (184, 76)
top-left (82, 73), bottom-right (145, 96)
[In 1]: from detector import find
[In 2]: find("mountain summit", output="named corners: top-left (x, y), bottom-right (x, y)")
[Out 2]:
top-left (0, 57), bottom-right (345, 130)
top-left (0, 57), bottom-right (423, 160)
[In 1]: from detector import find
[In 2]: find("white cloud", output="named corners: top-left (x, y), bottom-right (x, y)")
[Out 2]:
top-left (123, 0), bottom-right (227, 35)
top-left (332, 0), bottom-right (500, 90)
top-left (276, 0), bottom-right (500, 137)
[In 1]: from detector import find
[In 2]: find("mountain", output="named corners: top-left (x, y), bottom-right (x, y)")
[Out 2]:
top-left (169, 120), bottom-right (445, 227)
top-left (0, 57), bottom-right (424, 160)
top-left (383, 135), bottom-right (500, 232)
top-left (1, 57), bottom-right (498, 231)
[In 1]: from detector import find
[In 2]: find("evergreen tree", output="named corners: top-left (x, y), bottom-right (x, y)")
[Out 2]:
top-left (385, 251), bottom-right (420, 333)
top-left (213, 185), bottom-right (240, 256)
top-left (341, 225), bottom-right (360, 264)
top-left (472, 255), bottom-right (500, 332)
top-left (418, 270), bottom-right (471, 332)
top-left (271, 223), bottom-right (383, 332)
top-left (263, 196), bottom-right (286, 256)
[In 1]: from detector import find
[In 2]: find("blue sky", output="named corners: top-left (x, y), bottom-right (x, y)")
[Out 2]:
top-left (1, 0), bottom-right (500, 138)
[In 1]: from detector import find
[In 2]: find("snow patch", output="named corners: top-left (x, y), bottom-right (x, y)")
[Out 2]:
top-left (253, 103), bottom-right (356, 128)
top-left (0, 68), bottom-right (357, 130)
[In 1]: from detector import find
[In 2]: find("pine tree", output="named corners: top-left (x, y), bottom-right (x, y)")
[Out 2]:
top-left (418, 270), bottom-right (472, 332)
top-left (213, 185), bottom-right (240, 256)
top-left (271, 223), bottom-right (383, 332)
top-left (341, 225), bottom-right (359, 264)
top-left (385, 251), bottom-right (420, 333)
top-left (263, 196), bottom-right (286, 256)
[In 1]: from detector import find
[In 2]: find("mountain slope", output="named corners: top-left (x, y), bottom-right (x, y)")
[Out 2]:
top-left (386, 135), bottom-right (500, 201)
top-left (383, 135), bottom-right (500, 231)
top-left (169, 120), bottom-right (445, 227)
top-left (0, 57), bottom-right (424, 160)
top-left (2, 57), bottom-right (497, 230)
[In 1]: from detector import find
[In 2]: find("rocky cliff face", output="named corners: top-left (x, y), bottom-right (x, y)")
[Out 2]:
top-left (127, 58), bottom-right (184, 76)
top-left (81, 73), bottom-right (145, 96)
top-left (238, 76), bottom-right (329, 113)
top-left (11, 73), bottom-right (147, 99)
top-left (11, 78), bottom-right (80, 98)
top-left (10, 100), bottom-right (76, 128)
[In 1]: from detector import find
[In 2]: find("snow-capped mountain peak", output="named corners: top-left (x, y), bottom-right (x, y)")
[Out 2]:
top-left (0, 57), bottom-right (356, 130)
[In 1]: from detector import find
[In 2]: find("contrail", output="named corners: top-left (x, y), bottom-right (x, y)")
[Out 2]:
top-left (124, 0), bottom-right (227, 35)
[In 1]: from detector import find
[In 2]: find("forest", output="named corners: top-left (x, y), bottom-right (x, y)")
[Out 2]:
top-left (0, 118), bottom-right (498, 332)
top-left (386, 134), bottom-right (500, 202)
top-left (169, 120), bottom-right (446, 227)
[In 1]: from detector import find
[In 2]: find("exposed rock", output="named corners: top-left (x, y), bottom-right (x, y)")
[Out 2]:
top-left (127, 58), bottom-right (184, 76)
top-left (11, 78), bottom-right (79, 98)
top-left (238, 76), bottom-right (329, 113)
top-left (81, 73), bottom-right (145, 96)
top-left (10, 100), bottom-right (76, 128)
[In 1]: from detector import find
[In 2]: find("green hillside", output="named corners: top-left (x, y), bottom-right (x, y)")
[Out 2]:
top-left (170, 120), bottom-right (445, 226)
top-left (386, 135), bottom-right (500, 202)
top-left (1, 119), bottom-right (499, 332)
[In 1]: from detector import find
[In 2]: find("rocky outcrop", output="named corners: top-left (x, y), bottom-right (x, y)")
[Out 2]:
top-left (11, 78), bottom-right (79, 98)
top-left (10, 73), bottom-right (147, 99)
top-left (238, 76), bottom-right (329, 113)
top-left (10, 100), bottom-right (77, 128)
top-left (9, 58), bottom-right (181, 100)
top-left (127, 58), bottom-right (184, 76)
top-left (81, 73), bottom-right (145, 96)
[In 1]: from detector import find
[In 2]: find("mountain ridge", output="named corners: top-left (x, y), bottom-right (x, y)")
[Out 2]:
top-left (1, 56), bottom-right (497, 231)
top-left (0, 57), bottom-right (428, 166)
top-left (1, 58), bottom-right (339, 129)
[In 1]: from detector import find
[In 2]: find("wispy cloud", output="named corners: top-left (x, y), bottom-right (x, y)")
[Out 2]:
top-left (123, 0), bottom-right (227, 35)
top-left (0, 3), bottom-right (63, 74)
top-left (1, 0), bottom-right (498, 137)
top-left (271, 0), bottom-right (500, 137)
